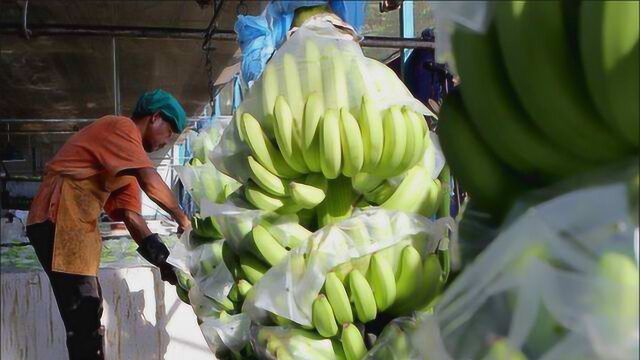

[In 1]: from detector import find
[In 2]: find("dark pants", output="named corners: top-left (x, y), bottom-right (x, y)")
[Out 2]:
top-left (26, 221), bottom-right (105, 360)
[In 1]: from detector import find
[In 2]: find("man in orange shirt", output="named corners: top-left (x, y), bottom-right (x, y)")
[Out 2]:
top-left (26, 89), bottom-right (192, 360)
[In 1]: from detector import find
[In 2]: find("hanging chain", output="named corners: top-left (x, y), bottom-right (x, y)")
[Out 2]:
top-left (22, 0), bottom-right (31, 39)
top-left (236, 0), bottom-right (248, 17)
top-left (202, 0), bottom-right (226, 112)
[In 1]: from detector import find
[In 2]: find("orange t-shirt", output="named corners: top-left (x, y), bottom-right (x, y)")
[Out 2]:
top-left (28, 116), bottom-right (155, 225)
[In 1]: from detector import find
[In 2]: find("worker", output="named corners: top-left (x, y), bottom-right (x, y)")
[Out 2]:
top-left (25, 89), bottom-right (192, 360)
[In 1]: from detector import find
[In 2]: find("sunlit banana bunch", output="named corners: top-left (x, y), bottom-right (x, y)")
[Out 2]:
top-left (234, 41), bottom-right (435, 223)
top-left (438, 1), bottom-right (639, 219)
top-left (307, 243), bottom-right (448, 339)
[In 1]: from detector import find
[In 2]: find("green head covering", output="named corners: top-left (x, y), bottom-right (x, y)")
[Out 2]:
top-left (133, 89), bottom-right (187, 133)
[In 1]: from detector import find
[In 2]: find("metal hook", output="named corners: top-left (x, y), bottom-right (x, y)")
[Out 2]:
top-left (22, 0), bottom-right (32, 39)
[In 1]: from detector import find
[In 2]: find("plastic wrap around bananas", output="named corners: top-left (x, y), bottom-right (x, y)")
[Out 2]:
top-left (212, 19), bottom-right (435, 184)
top-left (368, 166), bottom-right (639, 360)
top-left (199, 311), bottom-right (252, 356)
top-left (252, 325), bottom-right (347, 360)
top-left (242, 208), bottom-right (454, 328)
top-left (198, 196), bottom-right (312, 256)
top-left (176, 120), bottom-right (242, 210)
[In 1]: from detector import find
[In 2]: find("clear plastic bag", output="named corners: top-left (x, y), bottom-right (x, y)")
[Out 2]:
top-left (199, 312), bottom-right (252, 355)
top-left (176, 120), bottom-right (242, 209)
top-left (369, 165), bottom-right (639, 360)
top-left (213, 18), bottom-right (435, 182)
top-left (199, 197), bottom-right (263, 254)
top-left (252, 325), bottom-right (345, 360)
top-left (430, 1), bottom-right (494, 70)
top-left (242, 208), bottom-right (454, 327)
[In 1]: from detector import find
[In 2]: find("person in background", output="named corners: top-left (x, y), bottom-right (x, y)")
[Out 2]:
top-left (26, 89), bottom-right (192, 360)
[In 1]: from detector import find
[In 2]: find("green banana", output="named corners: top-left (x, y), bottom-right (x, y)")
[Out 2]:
top-left (351, 172), bottom-right (384, 194)
top-left (260, 62), bottom-right (278, 134)
top-left (581, 0), bottom-right (639, 147)
top-left (380, 165), bottom-right (434, 216)
top-left (215, 296), bottom-right (235, 313)
top-left (273, 95), bottom-right (295, 160)
top-left (282, 53), bottom-right (305, 124)
top-left (593, 252), bottom-right (639, 337)
top-left (438, 91), bottom-right (526, 218)
top-left (348, 269), bottom-right (377, 323)
top-left (322, 46), bottom-right (349, 111)
top-left (368, 252), bottom-right (396, 312)
top-left (289, 182), bottom-right (326, 209)
top-left (312, 294), bottom-right (339, 337)
top-left (199, 240), bottom-right (225, 276)
top-left (317, 176), bottom-right (356, 227)
top-left (453, 25), bottom-right (592, 180)
top-left (375, 106), bottom-right (407, 177)
top-left (437, 165), bottom-right (451, 218)
top-left (276, 347), bottom-right (295, 360)
top-left (176, 285), bottom-right (190, 304)
top-left (244, 182), bottom-right (285, 211)
top-left (240, 113), bottom-right (299, 179)
top-left (339, 108), bottom-right (365, 177)
top-left (274, 95), bottom-right (309, 173)
top-left (175, 268), bottom-right (195, 291)
top-left (324, 272), bottom-right (354, 325)
top-left (192, 215), bottom-right (222, 239)
top-left (304, 41), bottom-right (325, 106)
top-left (228, 282), bottom-right (240, 303)
top-left (237, 279), bottom-right (252, 298)
top-left (403, 107), bottom-right (428, 170)
top-left (423, 179), bottom-right (442, 218)
top-left (494, 1), bottom-right (630, 162)
top-left (341, 323), bottom-right (367, 360)
top-left (247, 155), bottom-right (288, 197)
top-left (482, 339), bottom-right (528, 360)
top-left (251, 224), bottom-right (288, 266)
top-left (358, 96), bottom-right (385, 172)
top-left (438, 237), bottom-right (451, 284)
top-left (239, 253), bottom-right (269, 285)
top-left (320, 108), bottom-right (342, 179)
top-left (222, 242), bottom-right (242, 280)
top-left (396, 108), bottom-right (421, 174)
top-left (302, 92), bottom-right (324, 172)
top-left (363, 180), bottom-right (397, 205)
top-left (392, 245), bottom-right (423, 311)
top-left (420, 253), bottom-right (443, 309)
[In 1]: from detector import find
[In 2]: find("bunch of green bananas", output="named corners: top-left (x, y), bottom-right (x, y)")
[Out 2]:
top-left (180, 36), bottom-right (455, 359)
top-left (236, 96), bottom-right (434, 221)
top-left (307, 244), bottom-right (446, 340)
top-left (438, 0), bottom-right (639, 219)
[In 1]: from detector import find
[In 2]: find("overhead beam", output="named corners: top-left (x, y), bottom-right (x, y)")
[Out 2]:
top-left (0, 24), bottom-right (435, 49)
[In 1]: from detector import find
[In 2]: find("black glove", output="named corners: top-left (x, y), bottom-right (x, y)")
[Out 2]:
top-left (159, 262), bottom-right (178, 285)
top-left (137, 233), bottom-right (170, 267)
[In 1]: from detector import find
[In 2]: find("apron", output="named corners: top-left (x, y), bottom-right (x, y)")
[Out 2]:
top-left (51, 175), bottom-right (130, 276)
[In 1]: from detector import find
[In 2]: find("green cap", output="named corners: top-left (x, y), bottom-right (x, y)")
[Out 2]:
top-left (133, 89), bottom-right (187, 133)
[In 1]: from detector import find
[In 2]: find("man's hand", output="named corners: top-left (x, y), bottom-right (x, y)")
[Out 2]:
top-left (175, 213), bottom-right (191, 236)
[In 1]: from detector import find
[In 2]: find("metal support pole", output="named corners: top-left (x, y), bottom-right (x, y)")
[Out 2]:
top-left (400, 0), bottom-right (414, 81)
top-left (112, 37), bottom-right (120, 115)
top-left (0, 24), bottom-right (435, 49)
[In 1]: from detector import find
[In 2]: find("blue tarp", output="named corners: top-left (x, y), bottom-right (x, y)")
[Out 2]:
top-left (235, 0), bottom-right (367, 84)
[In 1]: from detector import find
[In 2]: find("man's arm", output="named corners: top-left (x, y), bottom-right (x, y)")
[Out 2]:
top-left (119, 167), bottom-right (191, 232)
top-left (121, 209), bottom-right (152, 245)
